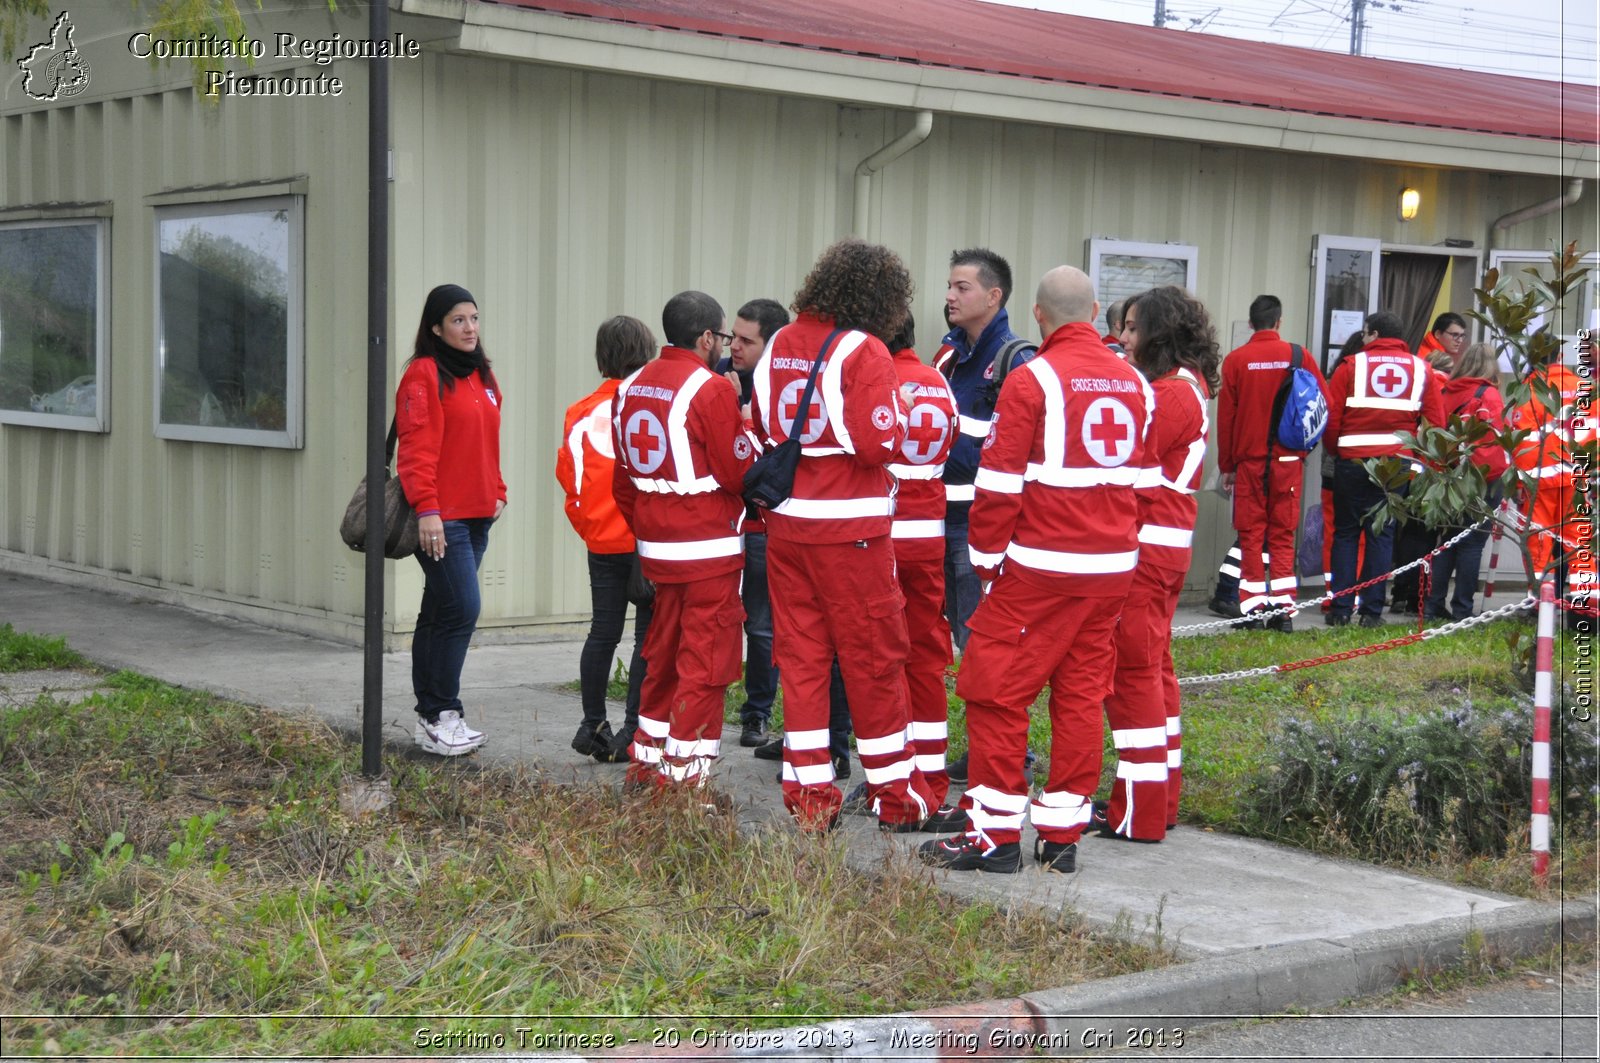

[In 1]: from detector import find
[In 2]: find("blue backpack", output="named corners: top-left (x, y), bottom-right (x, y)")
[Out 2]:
top-left (1272, 344), bottom-right (1328, 452)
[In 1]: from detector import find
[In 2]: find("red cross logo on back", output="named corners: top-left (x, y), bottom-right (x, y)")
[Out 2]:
top-left (777, 379), bottom-right (829, 444)
top-left (1081, 398), bottom-right (1136, 467)
top-left (902, 403), bottom-right (950, 464)
top-left (624, 409), bottom-right (670, 474)
top-left (1370, 362), bottom-right (1410, 399)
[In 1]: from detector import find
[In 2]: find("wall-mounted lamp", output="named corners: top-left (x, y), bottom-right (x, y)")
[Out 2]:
top-left (1398, 187), bottom-right (1421, 222)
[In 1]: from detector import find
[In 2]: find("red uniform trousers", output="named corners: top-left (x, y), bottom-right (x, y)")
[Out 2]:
top-left (1101, 562), bottom-right (1184, 840)
top-left (954, 571), bottom-right (1123, 847)
top-left (1525, 482), bottom-right (1596, 598)
top-left (626, 572), bottom-right (743, 787)
top-left (1233, 457), bottom-right (1303, 612)
top-left (768, 535), bottom-right (935, 829)
top-left (897, 552), bottom-right (953, 808)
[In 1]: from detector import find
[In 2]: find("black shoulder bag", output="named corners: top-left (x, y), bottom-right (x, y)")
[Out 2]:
top-left (743, 328), bottom-right (842, 510)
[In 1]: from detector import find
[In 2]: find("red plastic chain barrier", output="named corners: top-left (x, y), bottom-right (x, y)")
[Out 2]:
top-left (1532, 580), bottom-right (1555, 887)
top-left (1273, 631), bottom-right (1428, 673)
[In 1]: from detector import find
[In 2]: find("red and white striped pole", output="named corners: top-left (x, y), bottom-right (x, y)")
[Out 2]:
top-left (1531, 579), bottom-right (1556, 886)
top-left (1484, 501), bottom-right (1506, 602)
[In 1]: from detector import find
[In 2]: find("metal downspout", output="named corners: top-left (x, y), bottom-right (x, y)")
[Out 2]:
top-left (1489, 178), bottom-right (1585, 248)
top-left (853, 110), bottom-right (934, 238)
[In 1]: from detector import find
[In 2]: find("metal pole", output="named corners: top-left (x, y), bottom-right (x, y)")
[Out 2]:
top-left (1349, 0), bottom-right (1365, 55)
top-left (1154, 0), bottom-right (1166, 27)
top-left (363, 0), bottom-right (392, 779)
top-left (1531, 579), bottom-right (1555, 886)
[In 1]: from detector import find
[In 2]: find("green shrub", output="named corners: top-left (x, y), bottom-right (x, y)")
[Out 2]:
top-left (1238, 695), bottom-right (1599, 860)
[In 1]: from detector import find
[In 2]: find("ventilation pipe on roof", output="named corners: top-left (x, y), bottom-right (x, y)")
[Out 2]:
top-left (853, 110), bottom-right (934, 238)
top-left (1489, 178), bottom-right (1585, 247)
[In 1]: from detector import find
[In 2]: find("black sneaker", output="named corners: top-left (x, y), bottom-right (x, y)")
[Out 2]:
top-left (1359, 614), bottom-right (1385, 629)
top-left (1207, 597), bottom-right (1242, 619)
top-left (1034, 837), bottom-right (1078, 873)
top-left (571, 721), bottom-right (614, 757)
top-left (946, 752), bottom-right (968, 784)
top-left (917, 834), bottom-right (1022, 873)
top-left (752, 737), bottom-right (783, 761)
top-left (833, 753), bottom-right (851, 780)
top-left (593, 728), bottom-right (633, 764)
top-left (842, 780), bottom-right (872, 816)
top-left (739, 724), bottom-right (769, 748)
top-left (918, 805), bottom-right (969, 832)
top-left (1265, 612), bottom-right (1294, 633)
top-left (1325, 614), bottom-right (1350, 627)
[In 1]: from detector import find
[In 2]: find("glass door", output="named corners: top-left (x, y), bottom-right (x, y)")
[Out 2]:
top-left (1309, 235), bottom-right (1381, 375)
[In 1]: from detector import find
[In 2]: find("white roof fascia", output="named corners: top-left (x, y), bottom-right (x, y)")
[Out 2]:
top-left (399, 0), bottom-right (1594, 178)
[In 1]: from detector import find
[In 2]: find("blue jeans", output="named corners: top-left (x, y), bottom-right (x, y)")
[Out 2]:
top-left (740, 532), bottom-right (779, 727)
top-left (412, 517), bottom-right (492, 720)
top-left (1425, 488), bottom-right (1500, 621)
top-left (579, 551), bottom-right (651, 738)
top-left (1330, 459), bottom-right (1400, 619)
top-left (943, 523), bottom-right (982, 653)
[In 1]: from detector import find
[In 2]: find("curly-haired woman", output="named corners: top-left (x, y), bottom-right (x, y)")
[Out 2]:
top-left (1095, 285), bottom-right (1220, 841)
top-left (749, 238), bottom-right (941, 834)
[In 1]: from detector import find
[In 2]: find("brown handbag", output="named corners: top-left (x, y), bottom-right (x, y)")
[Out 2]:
top-left (339, 419), bottom-right (421, 560)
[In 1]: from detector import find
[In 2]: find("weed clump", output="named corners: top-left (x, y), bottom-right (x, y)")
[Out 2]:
top-left (1238, 696), bottom-right (1599, 863)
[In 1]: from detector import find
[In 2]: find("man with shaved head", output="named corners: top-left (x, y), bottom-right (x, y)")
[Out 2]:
top-left (921, 265), bottom-right (1152, 875)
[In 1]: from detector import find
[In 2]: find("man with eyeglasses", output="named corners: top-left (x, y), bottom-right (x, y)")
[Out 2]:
top-left (1417, 312), bottom-right (1469, 366)
top-left (611, 291), bottom-right (753, 789)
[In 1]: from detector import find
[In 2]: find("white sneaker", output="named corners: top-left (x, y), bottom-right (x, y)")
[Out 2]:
top-left (415, 710), bottom-right (486, 756)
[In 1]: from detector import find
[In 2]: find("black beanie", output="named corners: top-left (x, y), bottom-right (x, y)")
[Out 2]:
top-left (423, 283), bottom-right (476, 327)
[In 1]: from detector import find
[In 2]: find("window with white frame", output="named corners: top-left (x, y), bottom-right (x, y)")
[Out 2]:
top-left (1487, 249), bottom-right (1598, 373)
top-left (1086, 239), bottom-right (1200, 336)
top-left (0, 218), bottom-right (109, 430)
top-left (155, 196), bottom-right (302, 447)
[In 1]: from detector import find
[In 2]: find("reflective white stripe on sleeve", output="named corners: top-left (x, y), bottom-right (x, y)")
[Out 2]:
top-left (1111, 726), bottom-right (1169, 749)
top-left (636, 535), bottom-right (742, 561)
top-left (969, 545), bottom-right (1005, 568)
top-left (888, 463), bottom-right (945, 480)
top-left (1138, 524), bottom-right (1193, 548)
top-left (945, 483), bottom-right (977, 502)
top-left (1336, 432), bottom-right (1402, 449)
top-left (773, 495), bottom-right (894, 520)
top-left (974, 467), bottom-right (1025, 494)
top-left (816, 331), bottom-right (869, 454)
top-left (1006, 542), bottom-right (1139, 574)
top-left (892, 519), bottom-right (945, 539)
top-left (783, 728), bottom-right (830, 751)
top-left (855, 728), bottom-right (910, 757)
top-left (958, 414), bottom-right (992, 439)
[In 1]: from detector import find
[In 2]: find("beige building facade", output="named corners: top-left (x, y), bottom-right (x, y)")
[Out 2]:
top-left (1, 0), bottom-right (1594, 643)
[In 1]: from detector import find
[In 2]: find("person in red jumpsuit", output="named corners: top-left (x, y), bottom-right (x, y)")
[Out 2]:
top-left (749, 238), bottom-right (940, 834)
top-left (1216, 295), bottom-right (1327, 630)
top-left (886, 318), bottom-right (962, 814)
top-left (1094, 286), bottom-right (1219, 842)
top-left (920, 265), bottom-right (1151, 874)
top-left (611, 290), bottom-right (753, 788)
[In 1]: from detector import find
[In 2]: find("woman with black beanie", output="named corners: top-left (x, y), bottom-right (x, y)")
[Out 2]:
top-left (397, 284), bottom-right (506, 755)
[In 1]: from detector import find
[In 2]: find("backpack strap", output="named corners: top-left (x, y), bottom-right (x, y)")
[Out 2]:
top-left (985, 338), bottom-right (1038, 406)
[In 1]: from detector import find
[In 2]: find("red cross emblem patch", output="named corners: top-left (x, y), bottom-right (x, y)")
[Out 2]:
top-left (1081, 398), bottom-right (1136, 467)
top-left (777, 379), bottom-right (829, 443)
top-left (624, 409), bottom-right (669, 474)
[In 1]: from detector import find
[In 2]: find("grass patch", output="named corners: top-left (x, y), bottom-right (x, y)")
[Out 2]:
top-left (0, 623), bottom-right (87, 672)
top-left (0, 665), bottom-right (1171, 1056)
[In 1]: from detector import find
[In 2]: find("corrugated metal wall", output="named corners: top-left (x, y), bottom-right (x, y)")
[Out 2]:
top-left (3, 33), bottom-right (1592, 637)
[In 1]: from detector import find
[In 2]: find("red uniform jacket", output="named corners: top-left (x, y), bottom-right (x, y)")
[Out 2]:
top-left (1216, 330), bottom-right (1327, 473)
top-left (968, 321), bottom-right (1152, 597)
top-left (1135, 368), bottom-right (1211, 574)
top-left (888, 349), bottom-right (958, 562)
top-left (1326, 338), bottom-right (1445, 460)
top-left (611, 348), bottom-right (751, 583)
top-left (750, 313), bottom-right (906, 544)
top-left (396, 357), bottom-right (505, 520)
top-left (557, 378), bottom-right (634, 555)
top-left (1440, 375), bottom-right (1509, 482)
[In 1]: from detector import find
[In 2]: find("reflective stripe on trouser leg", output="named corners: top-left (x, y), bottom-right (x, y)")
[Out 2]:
top-left (1101, 562), bottom-right (1176, 841)
top-left (955, 571), bottom-right (1124, 845)
top-left (899, 552), bottom-right (952, 807)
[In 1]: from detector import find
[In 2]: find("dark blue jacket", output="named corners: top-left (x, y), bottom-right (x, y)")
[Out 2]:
top-left (714, 356), bottom-right (753, 407)
top-left (935, 308), bottom-right (1034, 525)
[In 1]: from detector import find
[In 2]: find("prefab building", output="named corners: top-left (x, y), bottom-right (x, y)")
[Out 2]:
top-left (1, 0), bottom-right (1594, 643)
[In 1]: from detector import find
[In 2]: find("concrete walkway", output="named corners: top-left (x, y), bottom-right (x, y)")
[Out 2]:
top-left (2, 569), bottom-right (1589, 1059)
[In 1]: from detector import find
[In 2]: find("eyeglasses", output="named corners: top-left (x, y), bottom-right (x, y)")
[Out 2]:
top-left (708, 330), bottom-right (734, 343)
top-left (1442, 330), bottom-right (1468, 341)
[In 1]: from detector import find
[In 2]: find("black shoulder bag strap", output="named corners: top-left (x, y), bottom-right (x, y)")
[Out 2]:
top-left (786, 328), bottom-right (843, 441)
top-left (384, 417), bottom-right (399, 475)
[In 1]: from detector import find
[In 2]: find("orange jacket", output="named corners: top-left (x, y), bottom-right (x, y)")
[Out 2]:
top-left (556, 379), bottom-right (634, 555)
top-left (1511, 364), bottom-right (1586, 482)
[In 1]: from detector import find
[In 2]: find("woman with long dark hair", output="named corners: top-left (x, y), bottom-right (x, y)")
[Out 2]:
top-left (1095, 285), bottom-right (1220, 841)
top-left (397, 284), bottom-right (506, 756)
